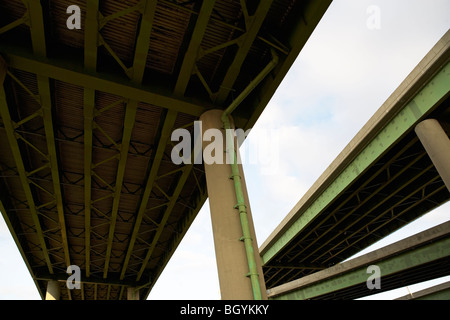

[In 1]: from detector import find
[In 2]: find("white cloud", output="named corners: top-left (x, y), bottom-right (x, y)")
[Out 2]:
top-left (0, 217), bottom-right (41, 300)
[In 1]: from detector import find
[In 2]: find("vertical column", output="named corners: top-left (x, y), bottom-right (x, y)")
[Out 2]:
top-left (127, 287), bottom-right (140, 300)
top-left (45, 280), bottom-right (61, 300)
top-left (415, 119), bottom-right (450, 192)
top-left (200, 109), bottom-right (267, 300)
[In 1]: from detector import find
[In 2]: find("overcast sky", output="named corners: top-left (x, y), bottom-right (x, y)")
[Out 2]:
top-left (1, 0), bottom-right (449, 300)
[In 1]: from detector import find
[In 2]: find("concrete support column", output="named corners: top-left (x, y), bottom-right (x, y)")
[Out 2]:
top-left (45, 280), bottom-right (61, 300)
top-left (127, 287), bottom-right (139, 300)
top-left (200, 109), bottom-right (267, 300)
top-left (415, 119), bottom-right (450, 192)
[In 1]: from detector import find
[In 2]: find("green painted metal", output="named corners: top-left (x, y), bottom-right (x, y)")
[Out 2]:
top-left (0, 46), bottom-right (208, 116)
top-left (98, 1), bottom-right (144, 30)
top-left (261, 61), bottom-right (450, 265)
top-left (27, 0), bottom-right (72, 268)
top-left (118, 112), bottom-right (167, 273)
top-left (25, 0), bottom-right (46, 58)
top-left (0, 90), bottom-right (53, 274)
top-left (286, 147), bottom-right (428, 264)
top-left (120, 1), bottom-right (216, 281)
top-left (119, 110), bottom-right (177, 281)
top-left (159, 0), bottom-right (289, 55)
top-left (272, 236), bottom-right (450, 300)
top-left (39, 76), bottom-right (71, 267)
top-left (222, 115), bottom-right (262, 300)
top-left (84, 0), bottom-right (100, 278)
top-left (136, 165), bottom-right (193, 281)
top-left (131, 0), bottom-right (157, 83)
top-left (215, 0), bottom-right (274, 105)
top-left (223, 50), bottom-right (278, 116)
top-left (245, 0), bottom-right (333, 130)
top-left (174, 0), bottom-right (216, 96)
top-left (102, 100), bottom-right (138, 278)
top-left (103, 0), bottom-right (157, 279)
top-left (83, 88), bottom-right (95, 278)
top-left (0, 14), bottom-right (28, 35)
top-left (220, 50), bottom-right (279, 300)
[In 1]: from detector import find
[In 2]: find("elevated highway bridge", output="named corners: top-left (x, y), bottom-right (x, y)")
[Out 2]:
top-left (0, 0), bottom-right (449, 300)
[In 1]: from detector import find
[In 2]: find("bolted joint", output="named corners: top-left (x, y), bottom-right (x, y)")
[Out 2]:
top-left (233, 203), bottom-right (247, 210)
top-left (245, 271), bottom-right (260, 278)
top-left (239, 235), bottom-right (252, 242)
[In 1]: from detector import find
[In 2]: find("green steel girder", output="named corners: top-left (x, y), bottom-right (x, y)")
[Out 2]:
top-left (0, 89), bottom-right (53, 274)
top-left (95, 1), bottom-right (152, 79)
top-left (0, 45), bottom-right (209, 117)
top-left (214, 0), bottom-right (274, 105)
top-left (103, 0), bottom-right (158, 279)
top-left (98, 2), bottom-right (144, 30)
top-left (266, 164), bottom-right (446, 287)
top-left (130, 0), bottom-right (157, 84)
top-left (261, 60), bottom-right (450, 265)
top-left (159, 0), bottom-right (289, 55)
top-left (320, 174), bottom-right (445, 265)
top-left (245, 0), bottom-right (333, 130)
top-left (101, 100), bottom-right (137, 277)
top-left (119, 110), bottom-right (177, 281)
top-left (24, 0), bottom-right (46, 58)
top-left (120, 1), bottom-right (216, 281)
top-left (0, 13), bottom-right (29, 35)
top-left (174, 0), bottom-right (216, 97)
top-left (27, 0), bottom-right (71, 268)
top-left (38, 75), bottom-right (71, 267)
top-left (83, 0), bottom-right (100, 278)
top-left (285, 143), bottom-right (428, 264)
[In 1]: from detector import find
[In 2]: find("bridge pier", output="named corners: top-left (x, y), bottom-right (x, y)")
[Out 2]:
top-left (199, 109), bottom-right (267, 300)
top-left (415, 119), bottom-right (450, 192)
top-left (45, 280), bottom-right (60, 300)
top-left (127, 287), bottom-right (140, 300)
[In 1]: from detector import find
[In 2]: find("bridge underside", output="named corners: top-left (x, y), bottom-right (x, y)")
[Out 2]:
top-left (0, 0), bottom-right (331, 299)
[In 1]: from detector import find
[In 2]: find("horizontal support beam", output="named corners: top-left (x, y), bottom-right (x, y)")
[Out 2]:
top-left (136, 164), bottom-right (193, 281)
top-left (0, 45), bottom-right (209, 116)
top-left (214, 0), bottom-right (274, 105)
top-left (34, 272), bottom-right (149, 288)
top-left (268, 221), bottom-right (450, 300)
top-left (0, 89), bottom-right (54, 274)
